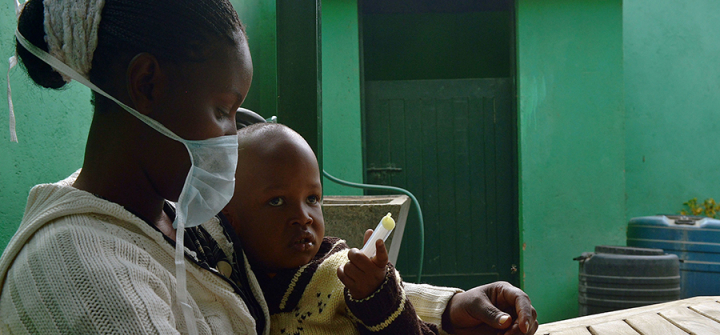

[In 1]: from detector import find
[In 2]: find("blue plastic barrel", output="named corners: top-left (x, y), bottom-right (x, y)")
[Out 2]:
top-left (627, 215), bottom-right (720, 298)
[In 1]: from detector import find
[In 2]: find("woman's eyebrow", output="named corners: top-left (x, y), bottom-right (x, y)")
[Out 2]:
top-left (219, 90), bottom-right (244, 103)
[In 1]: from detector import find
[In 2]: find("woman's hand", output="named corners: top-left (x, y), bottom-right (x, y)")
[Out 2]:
top-left (337, 230), bottom-right (389, 299)
top-left (442, 282), bottom-right (538, 335)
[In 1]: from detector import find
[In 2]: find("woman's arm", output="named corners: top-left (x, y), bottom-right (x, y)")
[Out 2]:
top-left (404, 281), bottom-right (538, 335)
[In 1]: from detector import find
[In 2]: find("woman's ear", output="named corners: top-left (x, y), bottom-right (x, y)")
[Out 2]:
top-left (126, 53), bottom-right (166, 116)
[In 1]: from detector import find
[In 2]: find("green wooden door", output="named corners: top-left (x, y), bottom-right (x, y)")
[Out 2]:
top-left (364, 78), bottom-right (518, 289)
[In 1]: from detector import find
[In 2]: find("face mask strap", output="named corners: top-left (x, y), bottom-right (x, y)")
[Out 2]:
top-left (173, 158), bottom-right (198, 335)
top-left (174, 213), bottom-right (199, 335)
top-left (7, 1), bottom-right (24, 142)
top-left (14, 0), bottom-right (25, 16)
top-left (7, 55), bottom-right (18, 143)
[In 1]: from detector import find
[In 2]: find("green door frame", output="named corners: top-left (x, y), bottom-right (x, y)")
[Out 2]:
top-left (276, 0), bottom-right (323, 168)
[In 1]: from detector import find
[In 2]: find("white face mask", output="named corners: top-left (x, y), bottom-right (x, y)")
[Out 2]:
top-left (14, 29), bottom-right (237, 335)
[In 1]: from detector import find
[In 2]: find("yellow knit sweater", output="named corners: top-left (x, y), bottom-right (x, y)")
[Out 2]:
top-left (257, 238), bottom-right (440, 335)
top-left (271, 241), bottom-right (355, 335)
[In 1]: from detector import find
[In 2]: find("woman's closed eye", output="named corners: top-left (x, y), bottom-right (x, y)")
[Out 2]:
top-left (269, 197), bottom-right (284, 207)
top-left (215, 108), bottom-right (231, 120)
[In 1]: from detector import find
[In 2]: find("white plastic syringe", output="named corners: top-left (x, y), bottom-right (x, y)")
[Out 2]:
top-left (360, 213), bottom-right (396, 258)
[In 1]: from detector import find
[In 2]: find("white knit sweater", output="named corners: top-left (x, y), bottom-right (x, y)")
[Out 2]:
top-left (0, 171), bottom-right (460, 334)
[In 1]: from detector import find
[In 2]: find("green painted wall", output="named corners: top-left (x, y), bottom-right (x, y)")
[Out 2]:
top-left (363, 11), bottom-right (511, 81)
top-left (517, 0), bottom-right (625, 323)
top-left (321, 0), bottom-right (363, 196)
top-left (0, 3), bottom-right (92, 250)
top-left (624, 0), bottom-right (720, 219)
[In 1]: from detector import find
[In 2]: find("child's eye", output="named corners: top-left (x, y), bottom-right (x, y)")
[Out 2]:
top-left (269, 198), bottom-right (284, 207)
top-left (307, 195), bottom-right (320, 205)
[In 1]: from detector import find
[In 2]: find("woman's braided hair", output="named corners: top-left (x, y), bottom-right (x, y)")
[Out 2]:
top-left (16, 0), bottom-right (244, 90)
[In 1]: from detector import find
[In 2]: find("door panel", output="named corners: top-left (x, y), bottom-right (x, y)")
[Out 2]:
top-left (364, 78), bottom-right (517, 288)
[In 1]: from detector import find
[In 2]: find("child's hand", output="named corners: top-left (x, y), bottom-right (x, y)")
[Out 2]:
top-left (337, 229), bottom-right (389, 300)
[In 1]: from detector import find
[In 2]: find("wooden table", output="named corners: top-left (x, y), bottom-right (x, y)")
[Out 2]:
top-left (536, 296), bottom-right (720, 334)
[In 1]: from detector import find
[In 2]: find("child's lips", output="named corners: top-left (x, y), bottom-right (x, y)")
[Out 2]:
top-left (291, 232), bottom-right (315, 252)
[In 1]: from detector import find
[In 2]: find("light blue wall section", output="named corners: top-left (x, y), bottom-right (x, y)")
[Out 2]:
top-left (0, 2), bottom-right (92, 250)
top-left (321, 0), bottom-right (363, 196)
top-left (624, 0), bottom-right (720, 219)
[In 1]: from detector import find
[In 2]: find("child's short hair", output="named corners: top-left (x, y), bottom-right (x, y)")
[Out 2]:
top-left (237, 121), bottom-right (279, 136)
top-left (237, 122), bottom-right (306, 148)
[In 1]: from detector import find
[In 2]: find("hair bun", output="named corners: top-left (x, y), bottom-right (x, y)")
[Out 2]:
top-left (16, 0), bottom-right (67, 89)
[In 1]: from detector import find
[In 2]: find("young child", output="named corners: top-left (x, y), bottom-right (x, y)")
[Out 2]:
top-left (221, 123), bottom-right (440, 334)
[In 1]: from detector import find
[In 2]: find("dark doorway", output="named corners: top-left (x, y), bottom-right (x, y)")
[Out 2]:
top-left (361, 0), bottom-right (518, 288)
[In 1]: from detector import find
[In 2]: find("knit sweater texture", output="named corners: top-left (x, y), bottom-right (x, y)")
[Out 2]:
top-left (0, 171), bottom-right (268, 334)
top-left (257, 237), bottom-right (443, 335)
top-left (0, 171), bottom-right (460, 334)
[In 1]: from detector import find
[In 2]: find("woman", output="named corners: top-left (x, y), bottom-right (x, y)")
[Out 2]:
top-left (2, 0), bottom-right (259, 333)
top-left (0, 0), bottom-right (537, 334)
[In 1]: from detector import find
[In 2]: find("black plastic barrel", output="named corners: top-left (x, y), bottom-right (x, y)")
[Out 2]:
top-left (576, 245), bottom-right (680, 316)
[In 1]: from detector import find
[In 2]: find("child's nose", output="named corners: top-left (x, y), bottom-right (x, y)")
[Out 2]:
top-left (291, 205), bottom-right (313, 226)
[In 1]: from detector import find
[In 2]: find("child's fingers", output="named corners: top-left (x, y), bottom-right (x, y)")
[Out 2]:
top-left (341, 259), bottom-right (367, 282)
top-left (372, 239), bottom-right (389, 268)
top-left (347, 248), bottom-right (376, 271)
top-left (337, 263), bottom-right (356, 286)
top-left (342, 249), bottom-right (389, 300)
top-left (363, 229), bottom-right (373, 245)
top-left (347, 248), bottom-right (386, 280)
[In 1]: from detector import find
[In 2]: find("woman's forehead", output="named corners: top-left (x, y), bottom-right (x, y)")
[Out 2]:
top-left (177, 38), bottom-right (251, 88)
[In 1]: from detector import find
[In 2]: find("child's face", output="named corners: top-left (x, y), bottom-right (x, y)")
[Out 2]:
top-left (224, 134), bottom-right (324, 273)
